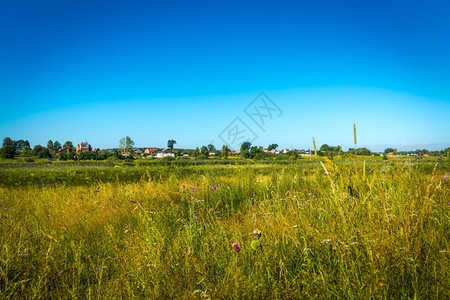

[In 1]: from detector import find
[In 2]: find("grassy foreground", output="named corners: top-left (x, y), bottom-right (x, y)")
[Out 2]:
top-left (0, 160), bottom-right (449, 299)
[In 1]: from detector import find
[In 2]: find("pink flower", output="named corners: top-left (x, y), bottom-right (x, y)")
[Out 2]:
top-left (193, 213), bottom-right (197, 218)
top-left (211, 185), bottom-right (217, 190)
top-left (232, 242), bottom-right (241, 252)
top-left (124, 229), bottom-right (129, 233)
top-left (444, 175), bottom-right (448, 179)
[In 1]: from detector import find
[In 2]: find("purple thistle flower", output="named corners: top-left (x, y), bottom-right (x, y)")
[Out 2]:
top-left (182, 184), bottom-right (185, 189)
top-left (232, 242), bottom-right (241, 252)
top-left (193, 213), bottom-right (197, 218)
top-left (212, 185), bottom-right (217, 190)
top-left (196, 182), bottom-right (199, 186)
top-left (58, 271), bottom-right (63, 275)
top-left (3, 206), bottom-right (8, 210)
top-left (190, 188), bottom-right (195, 192)
top-left (324, 171), bottom-right (328, 175)
top-left (444, 175), bottom-right (448, 179)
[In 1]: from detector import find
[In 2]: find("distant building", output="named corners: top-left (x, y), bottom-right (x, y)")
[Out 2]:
top-left (145, 147), bottom-right (157, 155)
top-left (56, 147), bottom-right (72, 154)
top-left (132, 148), bottom-right (142, 156)
top-left (76, 142), bottom-right (92, 153)
top-left (156, 149), bottom-right (175, 158)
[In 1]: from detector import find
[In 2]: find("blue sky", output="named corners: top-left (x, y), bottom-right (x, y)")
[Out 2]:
top-left (1, 0), bottom-right (449, 151)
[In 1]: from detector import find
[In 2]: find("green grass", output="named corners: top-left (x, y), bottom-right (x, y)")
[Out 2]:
top-left (0, 158), bottom-right (449, 298)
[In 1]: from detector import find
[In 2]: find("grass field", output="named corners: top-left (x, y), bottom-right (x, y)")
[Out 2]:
top-left (1, 158), bottom-right (449, 299)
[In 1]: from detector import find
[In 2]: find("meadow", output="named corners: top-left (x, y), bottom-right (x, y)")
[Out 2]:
top-left (0, 157), bottom-right (449, 299)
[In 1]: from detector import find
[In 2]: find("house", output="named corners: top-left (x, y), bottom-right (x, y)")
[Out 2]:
top-left (132, 148), bottom-right (142, 156)
top-left (76, 142), bottom-right (92, 153)
top-left (156, 149), bottom-right (175, 158)
top-left (145, 147), bottom-right (157, 156)
top-left (56, 147), bottom-right (72, 154)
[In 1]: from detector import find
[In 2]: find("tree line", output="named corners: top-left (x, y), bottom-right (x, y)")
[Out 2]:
top-left (1, 136), bottom-right (448, 160)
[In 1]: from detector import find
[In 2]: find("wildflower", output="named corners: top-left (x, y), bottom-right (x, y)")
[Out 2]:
top-left (211, 185), bottom-right (217, 190)
top-left (125, 229), bottom-right (129, 233)
top-left (293, 225), bottom-right (299, 228)
top-left (444, 175), bottom-right (448, 179)
top-left (3, 206), bottom-right (8, 210)
top-left (321, 239), bottom-right (332, 244)
top-left (232, 242), bottom-right (241, 252)
top-left (190, 188), bottom-right (195, 192)
top-left (193, 213), bottom-right (197, 218)
top-left (95, 267), bottom-right (100, 271)
top-left (196, 182), bottom-right (199, 186)
top-left (58, 271), bottom-right (63, 275)
top-left (324, 171), bottom-right (328, 175)
top-left (182, 185), bottom-right (185, 189)
top-left (252, 229), bottom-right (262, 239)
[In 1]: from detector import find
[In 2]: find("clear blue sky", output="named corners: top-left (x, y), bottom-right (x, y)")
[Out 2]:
top-left (1, 0), bottom-right (449, 151)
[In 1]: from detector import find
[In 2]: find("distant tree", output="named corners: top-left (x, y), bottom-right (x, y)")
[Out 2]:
top-left (2, 137), bottom-right (15, 147)
top-left (207, 144), bottom-right (216, 153)
top-left (1, 137), bottom-right (16, 158)
top-left (21, 145), bottom-right (33, 157)
top-left (268, 144), bottom-right (278, 151)
top-left (249, 146), bottom-right (264, 159)
top-left (384, 148), bottom-right (396, 154)
top-left (53, 141), bottom-right (62, 151)
top-left (167, 139), bottom-right (176, 150)
top-left (191, 147), bottom-right (200, 157)
top-left (240, 142), bottom-right (251, 152)
top-left (357, 148), bottom-right (372, 156)
top-left (221, 145), bottom-right (229, 158)
top-left (240, 149), bottom-right (250, 158)
top-left (58, 151), bottom-right (68, 161)
top-left (15, 140), bottom-right (30, 152)
top-left (47, 140), bottom-right (54, 151)
top-left (200, 146), bottom-right (209, 157)
top-left (119, 136), bottom-right (135, 156)
top-left (33, 145), bottom-right (50, 159)
top-left (287, 150), bottom-right (300, 160)
top-left (63, 141), bottom-right (74, 149)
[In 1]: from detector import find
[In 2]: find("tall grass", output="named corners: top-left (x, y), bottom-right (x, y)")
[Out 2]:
top-left (0, 160), bottom-right (449, 298)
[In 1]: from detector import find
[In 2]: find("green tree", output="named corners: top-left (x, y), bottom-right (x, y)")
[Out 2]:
top-left (33, 145), bottom-right (50, 159)
top-left (191, 147), bottom-right (200, 157)
top-left (167, 139), bottom-right (176, 149)
top-left (240, 142), bottom-right (251, 152)
top-left (207, 144), bottom-right (216, 153)
top-left (384, 148), bottom-right (396, 154)
top-left (119, 136), bottom-right (135, 157)
top-left (15, 140), bottom-right (30, 152)
top-left (53, 141), bottom-right (62, 151)
top-left (63, 141), bottom-right (74, 149)
top-left (1, 137), bottom-right (16, 158)
top-left (250, 146), bottom-right (264, 159)
top-left (200, 146), bottom-right (209, 157)
top-left (221, 145), bottom-right (229, 158)
top-left (268, 144), bottom-right (278, 151)
top-left (47, 140), bottom-right (54, 150)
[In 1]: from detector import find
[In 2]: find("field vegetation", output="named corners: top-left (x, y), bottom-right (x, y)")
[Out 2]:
top-left (0, 157), bottom-right (449, 298)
